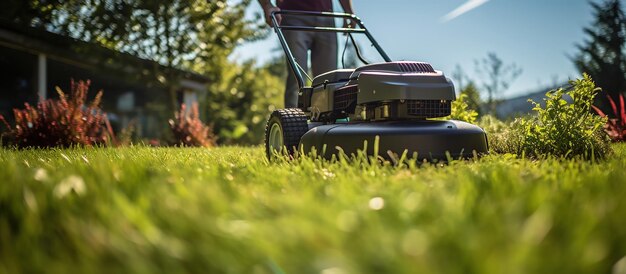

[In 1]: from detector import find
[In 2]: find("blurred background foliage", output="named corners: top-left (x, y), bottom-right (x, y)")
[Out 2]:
top-left (0, 0), bottom-right (625, 145)
top-left (0, 0), bottom-right (283, 145)
top-left (203, 60), bottom-right (283, 145)
top-left (0, 0), bottom-right (264, 71)
top-left (573, 0), bottom-right (626, 113)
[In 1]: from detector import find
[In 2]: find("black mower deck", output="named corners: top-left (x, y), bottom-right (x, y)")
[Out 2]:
top-left (300, 120), bottom-right (488, 160)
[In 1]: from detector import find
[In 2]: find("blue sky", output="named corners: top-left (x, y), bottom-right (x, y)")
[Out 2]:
top-left (232, 0), bottom-right (619, 99)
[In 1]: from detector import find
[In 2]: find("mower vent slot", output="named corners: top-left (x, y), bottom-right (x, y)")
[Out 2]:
top-left (398, 62), bottom-right (436, 73)
top-left (334, 85), bottom-right (358, 110)
top-left (406, 100), bottom-right (451, 118)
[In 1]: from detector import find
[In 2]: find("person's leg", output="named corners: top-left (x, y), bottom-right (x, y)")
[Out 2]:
top-left (282, 17), bottom-right (313, 108)
top-left (311, 17), bottom-right (338, 78)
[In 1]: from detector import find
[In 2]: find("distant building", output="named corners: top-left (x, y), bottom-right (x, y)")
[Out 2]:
top-left (495, 82), bottom-right (572, 118)
top-left (0, 20), bottom-right (208, 138)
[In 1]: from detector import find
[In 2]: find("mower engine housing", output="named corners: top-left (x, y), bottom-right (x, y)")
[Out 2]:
top-left (308, 61), bottom-right (455, 122)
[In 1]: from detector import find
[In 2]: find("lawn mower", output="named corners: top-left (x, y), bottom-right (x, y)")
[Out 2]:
top-left (265, 10), bottom-right (488, 160)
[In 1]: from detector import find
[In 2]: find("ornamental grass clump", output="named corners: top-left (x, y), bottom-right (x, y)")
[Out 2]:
top-left (169, 103), bottom-right (216, 147)
top-left (0, 80), bottom-right (114, 148)
top-left (518, 74), bottom-right (610, 159)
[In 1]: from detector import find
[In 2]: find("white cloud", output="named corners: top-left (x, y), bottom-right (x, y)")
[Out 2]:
top-left (441, 0), bottom-right (491, 22)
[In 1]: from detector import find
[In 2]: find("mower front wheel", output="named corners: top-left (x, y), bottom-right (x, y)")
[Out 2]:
top-left (264, 108), bottom-right (309, 159)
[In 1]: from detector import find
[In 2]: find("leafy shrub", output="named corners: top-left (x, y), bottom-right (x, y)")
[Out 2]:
top-left (477, 115), bottom-right (522, 154)
top-left (169, 103), bottom-right (216, 147)
top-left (592, 93), bottom-right (626, 142)
top-left (517, 74), bottom-right (610, 159)
top-left (0, 80), bottom-right (113, 148)
top-left (203, 61), bottom-right (283, 145)
top-left (448, 93), bottom-right (479, 123)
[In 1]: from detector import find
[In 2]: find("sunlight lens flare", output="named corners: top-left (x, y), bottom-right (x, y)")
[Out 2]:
top-left (441, 0), bottom-right (490, 22)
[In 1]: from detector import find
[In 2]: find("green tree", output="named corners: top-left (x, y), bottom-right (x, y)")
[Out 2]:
top-left (573, 0), bottom-right (626, 111)
top-left (49, 1), bottom-right (263, 71)
top-left (0, 0), bottom-right (65, 28)
top-left (66, 1), bottom-right (263, 108)
top-left (460, 81), bottom-right (483, 116)
top-left (475, 52), bottom-right (522, 114)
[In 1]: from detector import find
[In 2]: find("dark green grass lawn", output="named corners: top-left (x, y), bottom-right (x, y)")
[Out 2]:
top-left (1, 145), bottom-right (626, 274)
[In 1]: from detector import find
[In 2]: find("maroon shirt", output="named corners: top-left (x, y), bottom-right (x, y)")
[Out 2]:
top-left (277, 0), bottom-right (333, 12)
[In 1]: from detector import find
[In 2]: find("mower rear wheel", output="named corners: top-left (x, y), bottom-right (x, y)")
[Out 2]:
top-left (264, 108), bottom-right (309, 159)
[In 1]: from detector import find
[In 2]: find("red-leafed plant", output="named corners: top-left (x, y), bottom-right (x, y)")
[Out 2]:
top-left (592, 93), bottom-right (626, 142)
top-left (0, 80), bottom-right (114, 148)
top-left (169, 103), bottom-right (216, 147)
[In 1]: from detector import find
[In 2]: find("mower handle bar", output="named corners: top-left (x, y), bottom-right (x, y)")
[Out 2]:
top-left (270, 10), bottom-right (392, 90)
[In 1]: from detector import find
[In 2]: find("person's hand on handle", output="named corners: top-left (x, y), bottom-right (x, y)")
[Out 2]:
top-left (260, 1), bottom-right (281, 27)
